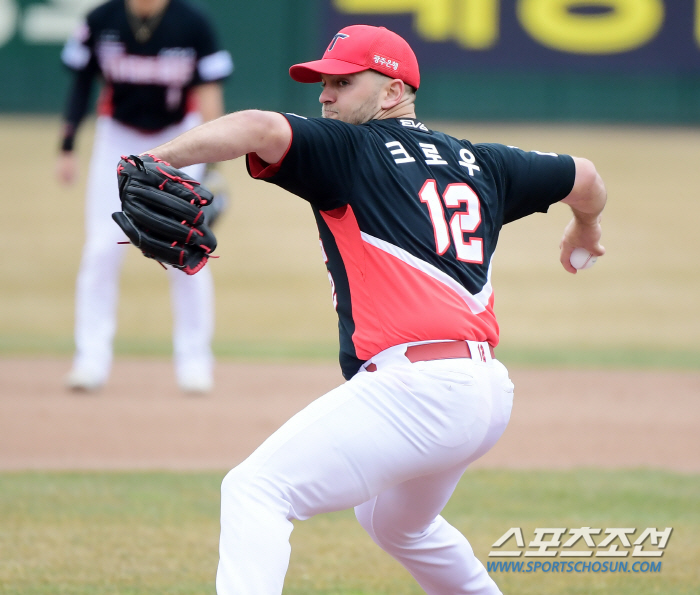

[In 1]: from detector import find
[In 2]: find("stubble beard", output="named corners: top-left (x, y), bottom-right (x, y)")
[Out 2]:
top-left (322, 88), bottom-right (382, 125)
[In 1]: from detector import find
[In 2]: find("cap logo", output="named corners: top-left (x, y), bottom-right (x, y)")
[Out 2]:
top-left (373, 54), bottom-right (399, 71)
top-left (327, 33), bottom-right (349, 51)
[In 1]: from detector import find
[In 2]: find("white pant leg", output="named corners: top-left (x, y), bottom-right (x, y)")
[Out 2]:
top-left (355, 465), bottom-right (499, 595)
top-left (73, 115), bottom-right (213, 381)
top-left (72, 117), bottom-right (130, 379)
top-left (355, 360), bottom-right (514, 595)
top-left (216, 355), bottom-right (514, 595)
top-left (153, 136), bottom-right (214, 383)
top-left (167, 257), bottom-right (214, 383)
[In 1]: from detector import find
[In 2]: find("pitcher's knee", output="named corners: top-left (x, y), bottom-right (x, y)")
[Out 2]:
top-left (375, 522), bottom-right (419, 550)
top-left (222, 465), bottom-right (260, 503)
top-left (221, 464), bottom-right (284, 513)
top-left (363, 506), bottom-right (431, 552)
top-left (354, 500), bottom-right (376, 536)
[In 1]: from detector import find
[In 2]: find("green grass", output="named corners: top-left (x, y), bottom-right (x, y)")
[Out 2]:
top-left (493, 346), bottom-right (700, 370)
top-left (0, 335), bottom-right (340, 361)
top-left (0, 470), bottom-right (697, 595)
top-left (1, 333), bottom-right (698, 370)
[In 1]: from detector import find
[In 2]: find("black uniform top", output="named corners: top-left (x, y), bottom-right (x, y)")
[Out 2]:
top-left (60, 0), bottom-right (232, 148)
top-left (248, 115), bottom-right (576, 379)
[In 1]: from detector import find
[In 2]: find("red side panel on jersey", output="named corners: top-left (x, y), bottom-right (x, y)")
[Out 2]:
top-left (97, 85), bottom-right (114, 116)
top-left (321, 205), bottom-right (499, 361)
top-left (185, 88), bottom-right (197, 114)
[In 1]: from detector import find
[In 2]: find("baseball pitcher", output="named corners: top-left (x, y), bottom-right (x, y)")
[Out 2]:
top-left (113, 25), bottom-right (606, 595)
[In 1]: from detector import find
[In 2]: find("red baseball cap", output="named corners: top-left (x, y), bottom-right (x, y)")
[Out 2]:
top-left (289, 25), bottom-right (420, 90)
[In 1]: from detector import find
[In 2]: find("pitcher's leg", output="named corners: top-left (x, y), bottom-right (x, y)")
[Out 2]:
top-left (216, 360), bottom-right (505, 595)
top-left (355, 465), bottom-right (501, 595)
top-left (216, 380), bottom-right (369, 595)
top-left (352, 360), bottom-right (514, 595)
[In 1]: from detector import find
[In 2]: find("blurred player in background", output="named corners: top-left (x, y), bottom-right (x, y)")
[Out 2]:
top-left (56, 0), bottom-right (232, 393)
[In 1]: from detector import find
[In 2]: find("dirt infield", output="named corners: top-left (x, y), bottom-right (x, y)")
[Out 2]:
top-left (1, 357), bottom-right (698, 472)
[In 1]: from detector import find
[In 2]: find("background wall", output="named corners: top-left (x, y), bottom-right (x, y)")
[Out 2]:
top-left (1, 0), bottom-right (698, 362)
top-left (1, 0), bottom-right (700, 122)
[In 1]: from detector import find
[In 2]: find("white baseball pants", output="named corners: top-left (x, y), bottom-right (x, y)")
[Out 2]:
top-left (72, 114), bottom-right (214, 383)
top-left (217, 341), bottom-right (513, 595)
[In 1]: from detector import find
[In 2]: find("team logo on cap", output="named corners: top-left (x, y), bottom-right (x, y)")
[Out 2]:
top-left (328, 33), bottom-right (349, 51)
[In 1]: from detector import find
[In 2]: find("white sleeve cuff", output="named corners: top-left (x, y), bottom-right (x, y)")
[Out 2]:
top-left (197, 50), bottom-right (234, 81)
top-left (61, 37), bottom-right (91, 70)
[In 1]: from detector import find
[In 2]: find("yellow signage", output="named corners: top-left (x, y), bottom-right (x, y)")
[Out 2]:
top-left (334, 0), bottom-right (673, 54)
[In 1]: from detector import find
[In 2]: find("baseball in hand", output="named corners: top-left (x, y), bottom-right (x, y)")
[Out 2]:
top-left (569, 247), bottom-right (597, 270)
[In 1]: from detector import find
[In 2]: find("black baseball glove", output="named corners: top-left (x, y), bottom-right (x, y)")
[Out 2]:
top-left (113, 154), bottom-right (217, 275)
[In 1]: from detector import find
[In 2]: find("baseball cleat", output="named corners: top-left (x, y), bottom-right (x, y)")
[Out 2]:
top-left (178, 374), bottom-right (213, 395)
top-left (65, 367), bottom-right (106, 392)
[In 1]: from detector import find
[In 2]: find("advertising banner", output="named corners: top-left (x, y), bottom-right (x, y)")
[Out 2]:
top-left (326, 0), bottom-right (700, 73)
top-left (1, 0), bottom-right (699, 120)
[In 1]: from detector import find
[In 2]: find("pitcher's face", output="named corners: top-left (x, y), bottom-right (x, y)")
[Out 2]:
top-left (319, 71), bottom-right (386, 125)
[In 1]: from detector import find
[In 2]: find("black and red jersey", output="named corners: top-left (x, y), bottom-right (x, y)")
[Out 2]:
top-left (248, 115), bottom-right (575, 379)
top-left (61, 0), bottom-right (232, 134)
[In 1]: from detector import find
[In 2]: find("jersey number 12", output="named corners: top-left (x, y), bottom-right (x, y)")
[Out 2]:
top-left (419, 179), bottom-right (483, 263)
